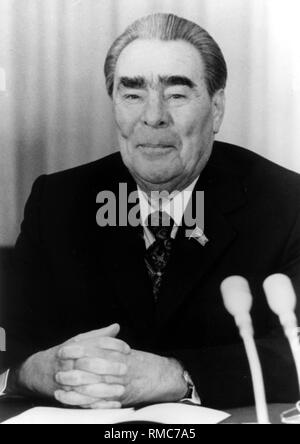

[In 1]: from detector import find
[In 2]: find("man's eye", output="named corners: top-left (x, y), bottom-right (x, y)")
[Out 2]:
top-left (124, 94), bottom-right (142, 101)
top-left (168, 94), bottom-right (187, 100)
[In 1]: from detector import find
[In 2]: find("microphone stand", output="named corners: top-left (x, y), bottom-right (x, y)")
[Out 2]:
top-left (263, 274), bottom-right (300, 397)
top-left (221, 276), bottom-right (270, 424)
top-left (239, 327), bottom-right (270, 424)
top-left (283, 327), bottom-right (300, 396)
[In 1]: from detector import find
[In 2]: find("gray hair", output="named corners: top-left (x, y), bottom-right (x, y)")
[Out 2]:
top-left (104, 13), bottom-right (227, 98)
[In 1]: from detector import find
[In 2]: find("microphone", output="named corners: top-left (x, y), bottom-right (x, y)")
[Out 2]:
top-left (221, 276), bottom-right (270, 424)
top-left (263, 274), bottom-right (300, 394)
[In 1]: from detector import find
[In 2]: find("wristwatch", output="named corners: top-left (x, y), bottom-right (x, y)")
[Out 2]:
top-left (0, 370), bottom-right (9, 396)
top-left (183, 371), bottom-right (194, 399)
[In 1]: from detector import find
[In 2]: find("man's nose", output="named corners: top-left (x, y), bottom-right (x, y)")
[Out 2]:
top-left (142, 96), bottom-right (171, 128)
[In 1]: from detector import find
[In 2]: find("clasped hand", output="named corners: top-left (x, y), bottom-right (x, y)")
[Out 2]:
top-left (52, 324), bottom-right (186, 409)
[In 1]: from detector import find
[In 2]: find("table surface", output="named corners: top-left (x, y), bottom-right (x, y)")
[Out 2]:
top-left (0, 396), bottom-right (293, 424)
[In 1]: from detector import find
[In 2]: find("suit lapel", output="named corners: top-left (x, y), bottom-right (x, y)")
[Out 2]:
top-left (156, 160), bottom-right (247, 329)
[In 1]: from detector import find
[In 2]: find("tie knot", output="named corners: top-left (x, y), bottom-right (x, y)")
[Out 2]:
top-left (146, 211), bottom-right (175, 240)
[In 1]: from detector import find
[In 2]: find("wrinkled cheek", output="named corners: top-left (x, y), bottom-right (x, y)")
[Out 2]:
top-left (176, 103), bottom-right (211, 131)
top-left (178, 116), bottom-right (213, 162)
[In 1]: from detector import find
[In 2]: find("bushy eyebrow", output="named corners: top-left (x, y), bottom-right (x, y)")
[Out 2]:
top-left (118, 76), bottom-right (147, 90)
top-left (159, 76), bottom-right (197, 89)
top-left (117, 75), bottom-right (197, 90)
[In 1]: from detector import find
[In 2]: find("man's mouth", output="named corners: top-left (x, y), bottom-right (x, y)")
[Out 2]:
top-left (137, 143), bottom-right (175, 149)
top-left (137, 144), bottom-right (175, 157)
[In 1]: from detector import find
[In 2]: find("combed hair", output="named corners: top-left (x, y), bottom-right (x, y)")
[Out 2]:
top-left (104, 13), bottom-right (227, 98)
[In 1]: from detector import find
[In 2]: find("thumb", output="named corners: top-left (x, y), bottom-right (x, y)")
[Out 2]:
top-left (98, 323), bottom-right (120, 338)
top-left (59, 324), bottom-right (121, 360)
top-left (72, 324), bottom-right (120, 343)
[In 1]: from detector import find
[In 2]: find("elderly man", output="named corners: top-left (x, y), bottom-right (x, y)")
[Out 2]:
top-left (1, 13), bottom-right (300, 410)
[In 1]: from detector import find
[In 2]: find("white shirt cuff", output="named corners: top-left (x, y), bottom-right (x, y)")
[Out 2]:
top-left (189, 385), bottom-right (201, 405)
top-left (0, 370), bottom-right (10, 396)
top-left (181, 371), bottom-right (201, 405)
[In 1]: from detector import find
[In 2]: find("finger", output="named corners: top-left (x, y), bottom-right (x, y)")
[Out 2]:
top-left (56, 370), bottom-right (101, 386)
top-left (82, 401), bottom-right (122, 410)
top-left (73, 324), bottom-right (120, 343)
top-left (74, 383), bottom-right (125, 399)
top-left (96, 337), bottom-right (131, 354)
top-left (101, 375), bottom-right (127, 385)
top-left (61, 386), bottom-right (73, 392)
top-left (58, 342), bottom-right (129, 361)
top-left (54, 390), bottom-right (99, 407)
top-left (58, 345), bottom-right (85, 360)
top-left (58, 359), bottom-right (74, 372)
top-left (75, 358), bottom-right (127, 376)
top-left (56, 370), bottom-right (126, 387)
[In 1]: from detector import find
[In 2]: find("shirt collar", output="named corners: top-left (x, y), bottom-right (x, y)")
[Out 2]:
top-left (138, 177), bottom-right (199, 227)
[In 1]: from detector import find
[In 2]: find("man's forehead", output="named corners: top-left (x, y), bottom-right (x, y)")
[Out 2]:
top-left (115, 39), bottom-right (205, 84)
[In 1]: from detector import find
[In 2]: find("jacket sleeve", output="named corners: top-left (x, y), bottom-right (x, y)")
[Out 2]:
top-left (1, 175), bottom-right (49, 374)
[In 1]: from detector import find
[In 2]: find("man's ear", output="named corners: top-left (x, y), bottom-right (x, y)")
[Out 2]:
top-left (212, 89), bottom-right (226, 135)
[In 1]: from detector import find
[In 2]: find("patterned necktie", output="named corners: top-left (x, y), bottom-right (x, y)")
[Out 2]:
top-left (145, 211), bottom-right (175, 302)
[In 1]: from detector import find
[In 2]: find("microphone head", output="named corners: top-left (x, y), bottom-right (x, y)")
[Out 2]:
top-left (221, 276), bottom-right (253, 318)
top-left (263, 274), bottom-right (297, 317)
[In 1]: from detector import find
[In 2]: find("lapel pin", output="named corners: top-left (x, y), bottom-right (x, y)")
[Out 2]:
top-left (188, 227), bottom-right (209, 247)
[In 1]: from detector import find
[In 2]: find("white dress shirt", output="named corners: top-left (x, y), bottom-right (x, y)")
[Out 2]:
top-left (138, 177), bottom-right (199, 248)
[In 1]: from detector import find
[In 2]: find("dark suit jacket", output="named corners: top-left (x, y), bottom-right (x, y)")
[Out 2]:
top-left (2, 141), bottom-right (300, 409)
